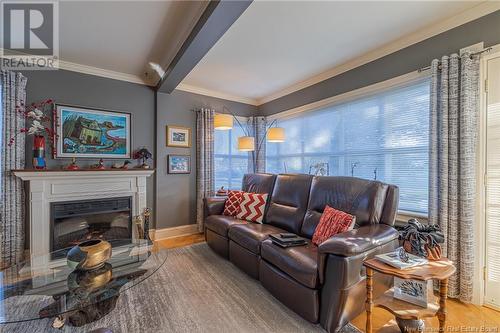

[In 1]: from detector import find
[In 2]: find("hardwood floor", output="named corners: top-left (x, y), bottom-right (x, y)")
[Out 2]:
top-left (156, 234), bottom-right (500, 332)
top-left (154, 232), bottom-right (205, 250)
top-left (351, 300), bottom-right (500, 332)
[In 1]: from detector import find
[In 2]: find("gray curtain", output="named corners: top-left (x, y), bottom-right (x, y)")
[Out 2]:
top-left (196, 108), bottom-right (215, 232)
top-left (248, 116), bottom-right (267, 173)
top-left (429, 53), bottom-right (479, 302)
top-left (0, 71), bottom-right (27, 269)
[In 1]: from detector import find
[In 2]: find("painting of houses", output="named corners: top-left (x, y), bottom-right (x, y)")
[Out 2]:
top-left (56, 105), bottom-right (131, 158)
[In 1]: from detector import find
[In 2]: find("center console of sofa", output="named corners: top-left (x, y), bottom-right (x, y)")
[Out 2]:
top-left (204, 173), bottom-right (399, 333)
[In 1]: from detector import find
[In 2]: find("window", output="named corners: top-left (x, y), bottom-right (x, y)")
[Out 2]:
top-left (266, 78), bottom-right (430, 214)
top-left (214, 122), bottom-right (249, 190)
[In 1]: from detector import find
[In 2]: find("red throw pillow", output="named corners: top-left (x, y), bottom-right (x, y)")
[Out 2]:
top-left (223, 190), bottom-right (244, 217)
top-left (312, 205), bottom-right (356, 245)
top-left (236, 192), bottom-right (268, 223)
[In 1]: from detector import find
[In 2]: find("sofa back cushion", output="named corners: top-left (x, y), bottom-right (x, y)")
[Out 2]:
top-left (265, 174), bottom-right (313, 234)
top-left (301, 176), bottom-right (391, 238)
top-left (242, 173), bottom-right (277, 194)
top-left (380, 184), bottom-right (399, 226)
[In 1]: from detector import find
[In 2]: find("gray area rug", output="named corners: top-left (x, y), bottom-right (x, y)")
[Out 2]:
top-left (2, 243), bottom-right (361, 333)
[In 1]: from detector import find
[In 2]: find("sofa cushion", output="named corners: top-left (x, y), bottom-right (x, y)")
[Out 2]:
top-left (228, 223), bottom-right (285, 254)
top-left (205, 215), bottom-right (247, 237)
top-left (301, 176), bottom-right (389, 238)
top-left (242, 173), bottom-right (277, 194)
top-left (380, 184), bottom-right (399, 226)
top-left (266, 174), bottom-right (313, 234)
top-left (318, 224), bottom-right (399, 257)
top-left (261, 239), bottom-right (320, 289)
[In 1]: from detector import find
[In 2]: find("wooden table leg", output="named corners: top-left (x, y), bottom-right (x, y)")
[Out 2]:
top-left (366, 267), bottom-right (374, 333)
top-left (437, 278), bottom-right (448, 333)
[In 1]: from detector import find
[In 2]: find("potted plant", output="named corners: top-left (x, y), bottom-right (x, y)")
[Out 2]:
top-left (133, 148), bottom-right (152, 169)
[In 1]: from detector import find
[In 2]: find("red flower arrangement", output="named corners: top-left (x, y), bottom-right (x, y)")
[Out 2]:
top-left (9, 99), bottom-right (58, 155)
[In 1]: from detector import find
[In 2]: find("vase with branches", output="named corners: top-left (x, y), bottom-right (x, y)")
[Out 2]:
top-left (9, 99), bottom-right (56, 169)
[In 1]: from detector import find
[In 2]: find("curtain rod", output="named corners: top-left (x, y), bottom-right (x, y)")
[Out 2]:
top-left (417, 47), bottom-right (492, 73)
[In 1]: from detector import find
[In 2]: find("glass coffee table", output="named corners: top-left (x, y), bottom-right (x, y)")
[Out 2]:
top-left (0, 239), bottom-right (165, 329)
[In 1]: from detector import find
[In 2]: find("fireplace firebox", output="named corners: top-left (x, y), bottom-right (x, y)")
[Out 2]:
top-left (50, 197), bottom-right (133, 259)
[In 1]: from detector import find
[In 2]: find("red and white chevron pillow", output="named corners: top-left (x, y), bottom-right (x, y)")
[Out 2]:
top-left (236, 192), bottom-right (268, 223)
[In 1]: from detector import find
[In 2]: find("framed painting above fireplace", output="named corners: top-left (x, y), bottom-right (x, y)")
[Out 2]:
top-left (55, 104), bottom-right (131, 159)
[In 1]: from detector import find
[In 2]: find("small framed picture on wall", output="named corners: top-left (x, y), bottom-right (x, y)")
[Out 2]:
top-left (166, 125), bottom-right (191, 148)
top-left (168, 155), bottom-right (191, 174)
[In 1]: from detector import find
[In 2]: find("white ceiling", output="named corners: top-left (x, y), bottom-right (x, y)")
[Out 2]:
top-left (58, 1), bottom-right (207, 83)
top-left (181, 1), bottom-right (484, 104)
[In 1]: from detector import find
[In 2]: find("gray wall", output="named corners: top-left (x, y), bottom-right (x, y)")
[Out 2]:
top-left (22, 69), bottom-right (156, 216)
top-left (156, 90), bottom-right (257, 229)
top-left (258, 10), bottom-right (500, 116)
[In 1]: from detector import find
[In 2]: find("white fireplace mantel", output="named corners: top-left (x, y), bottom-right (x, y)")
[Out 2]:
top-left (13, 169), bottom-right (154, 264)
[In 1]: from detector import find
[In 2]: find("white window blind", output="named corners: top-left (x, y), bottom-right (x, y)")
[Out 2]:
top-left (266, 78), bottom-right (430, 214)
top-left (215, 124), bottom-right (249, 190)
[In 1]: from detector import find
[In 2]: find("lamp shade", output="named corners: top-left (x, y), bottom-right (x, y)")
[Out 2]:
top-left (214, 114), bottom-right (233, 130)
top-left (237, 136), bottom-right (255, 151)
top-left (267, 127), bottom-right (285, 142)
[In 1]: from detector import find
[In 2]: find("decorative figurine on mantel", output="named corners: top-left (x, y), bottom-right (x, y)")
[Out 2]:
top-left (112, 160), bottom-right (131, 169)
top-left (133, 148), bottom-right (152, 169)
top-left (65, 157), bottom-right (80, 170)
top-left (91, 159), bottom-right (106, 170)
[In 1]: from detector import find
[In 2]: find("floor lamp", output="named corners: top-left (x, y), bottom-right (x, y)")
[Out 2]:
top-left (214, 109), bottom-right (285, 173)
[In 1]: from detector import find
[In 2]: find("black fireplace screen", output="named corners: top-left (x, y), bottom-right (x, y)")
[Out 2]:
top-left (50, 197), bottom-right (132, 259)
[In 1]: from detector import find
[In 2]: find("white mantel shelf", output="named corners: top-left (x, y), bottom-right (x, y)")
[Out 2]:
top-left (13, 168), bottom-right (154, 268)
top-left (13, 169), bottom-right (155, 180)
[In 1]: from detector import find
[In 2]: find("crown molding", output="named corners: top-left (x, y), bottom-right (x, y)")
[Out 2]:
top-left (175, 83), bottom-right (259, 106)
top-left (0, 50), bottom-right (156, 86)
top-left (58, 60), bottom-right (156, 86)
top-left (256, 1), bottom-right (500, 105)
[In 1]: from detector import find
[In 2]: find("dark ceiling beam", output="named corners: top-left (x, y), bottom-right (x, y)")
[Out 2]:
top-left (157, 0), bottom-right (252, 93)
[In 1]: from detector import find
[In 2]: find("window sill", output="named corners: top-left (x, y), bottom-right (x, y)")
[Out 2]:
top-left (395, 210), bottom-right (428, 229)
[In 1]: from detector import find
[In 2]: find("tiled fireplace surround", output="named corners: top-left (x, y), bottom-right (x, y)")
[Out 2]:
top-left (13, 170), bottom-right (154, 267)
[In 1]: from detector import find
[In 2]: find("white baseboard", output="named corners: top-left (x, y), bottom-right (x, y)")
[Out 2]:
top-left (150, 224), bottom-right (200, 241)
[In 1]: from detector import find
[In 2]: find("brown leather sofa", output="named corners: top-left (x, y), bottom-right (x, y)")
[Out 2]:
top-left (204, 173), bottom-right (399, 332)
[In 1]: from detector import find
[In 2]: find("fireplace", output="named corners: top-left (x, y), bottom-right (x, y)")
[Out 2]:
top-left (50, 196), bottom-right (133, 259)
top-left (13, 169), bottom-right (154, 267)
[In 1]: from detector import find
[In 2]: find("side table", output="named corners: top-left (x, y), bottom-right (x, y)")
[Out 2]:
top-left (363, 258), bottom-right (456, 333)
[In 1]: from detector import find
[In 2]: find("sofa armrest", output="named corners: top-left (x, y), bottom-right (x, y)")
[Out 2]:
top-left (203, 197), bottom-right (227, 217)
top-left (318, 224), bottom-right (399, 257)
top-left (318, 225), bottom-right (398, 333)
